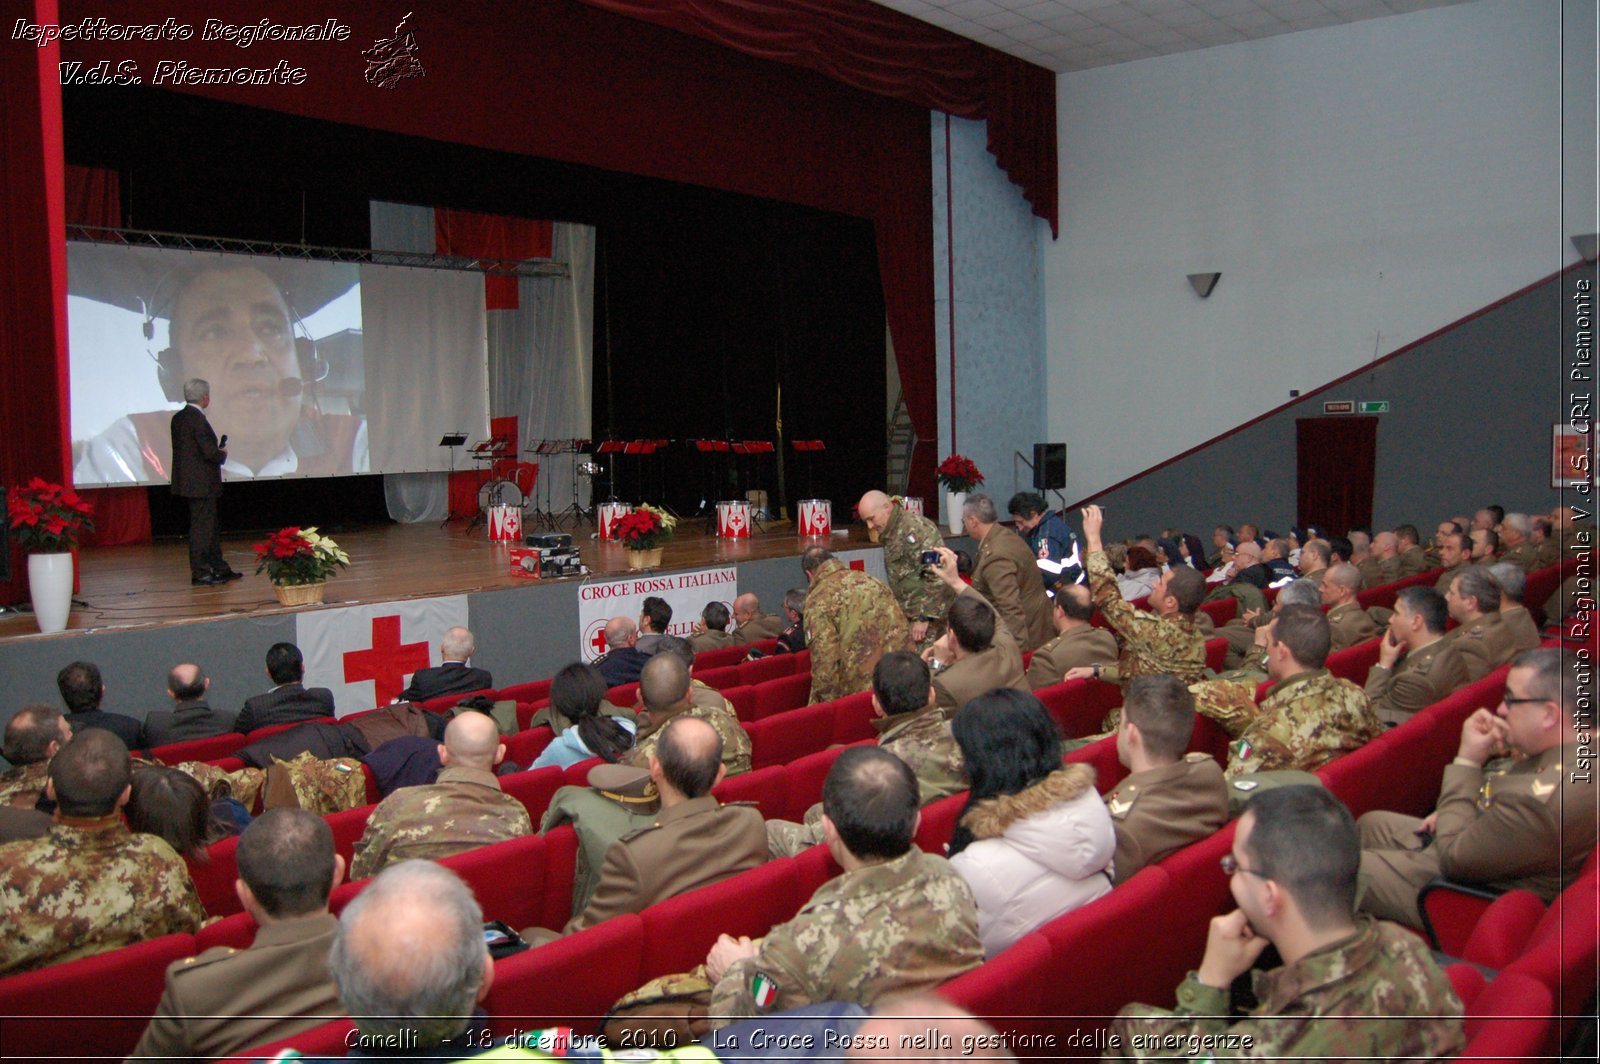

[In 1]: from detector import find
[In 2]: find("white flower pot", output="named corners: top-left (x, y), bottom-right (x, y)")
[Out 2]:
top-left (946, 491), bottom-right (967, 536)
top-left (27, 552), bottom-right (74, 634)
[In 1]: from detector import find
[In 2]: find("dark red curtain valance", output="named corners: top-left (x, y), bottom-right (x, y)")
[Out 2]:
top-left (580, 0), bottom-right (1058, 236)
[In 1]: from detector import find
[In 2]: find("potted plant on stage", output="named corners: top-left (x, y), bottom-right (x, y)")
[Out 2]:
top-left (6, 478), bottom-right (95, 634)
top-left (254, 526), bottom-right (349, 607)
top-left (936, 454), bottom-right (984, 536)
top-left (613, 503), bottom-right (676, 570)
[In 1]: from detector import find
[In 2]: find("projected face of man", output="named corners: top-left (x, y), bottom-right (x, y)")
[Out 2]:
top-left (170, 266), bottom-right (300, 473)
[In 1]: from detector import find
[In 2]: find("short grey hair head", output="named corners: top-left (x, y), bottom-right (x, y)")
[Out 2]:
top-left (1453, 566), bottom-right (1502, 614)
top-left (1502, 512), bottom-right (1532, 536)
top-left (1276, 578), bottom-right (1323, 610)
top-left (441, 627), bottom-right (475, 661)
top-left (961, 494), bottom-right (998, 525)
top-left (182, 378), bottom-right (210, 404)
top-left (329, 861), bottom-right (487, 1046)
top-left (1487, 562), bottom-right (1526, 604)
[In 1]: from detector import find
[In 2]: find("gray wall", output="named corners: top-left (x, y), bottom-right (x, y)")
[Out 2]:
top-left (1080, 267), bottom-right (1590, 538)
top-left (0, 550), bottom-right (824, 762)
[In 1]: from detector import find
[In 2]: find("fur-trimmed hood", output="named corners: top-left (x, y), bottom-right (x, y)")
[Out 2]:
top-left (960, 763), bottom-right (1098, 840)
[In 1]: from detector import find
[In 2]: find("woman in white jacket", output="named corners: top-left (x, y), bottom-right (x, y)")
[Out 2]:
top-left (947, 689), bottom-right (1116, 957)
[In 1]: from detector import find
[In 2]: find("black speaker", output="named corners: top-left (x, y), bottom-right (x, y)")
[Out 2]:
top-left (1033, 443), bottom-right (1066, 491)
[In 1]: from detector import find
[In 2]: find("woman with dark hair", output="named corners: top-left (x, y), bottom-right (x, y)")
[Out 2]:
top-left (1155, 537), bottom-right (1185, 573)
top-left (1178, 532), bottom-right (1209, 572)
top-left (532, 663), bottom-right (636, 769)
top-left (126, 764), bottom-right (240, 862)
top-left (947, 689), bottom-right (1114, 956)
top-left (1117, 545), bottom-right (1162, 601)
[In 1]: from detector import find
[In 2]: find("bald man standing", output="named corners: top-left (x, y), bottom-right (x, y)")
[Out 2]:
top-left (350, 713), bottom-right (531, 879)
top-left (859, 489), bottom-right (955, 647)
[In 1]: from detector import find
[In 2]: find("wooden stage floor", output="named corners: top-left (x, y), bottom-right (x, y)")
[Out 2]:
top-left (0, 517), bottom-right (871, 642)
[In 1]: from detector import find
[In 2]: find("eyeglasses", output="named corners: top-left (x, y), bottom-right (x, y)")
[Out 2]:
top-left (1501, 695), bottom-right (1550, 707)
top-left (1220, 854), bottom-right (1269, 879)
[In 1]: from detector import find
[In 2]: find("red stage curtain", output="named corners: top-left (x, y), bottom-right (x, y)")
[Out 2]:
top-left (31, 0), bottom-right (948, 509)
top-left (1, 0), bottom-right (72, 603)
top-left (578, 0), bottom-right (1058, 236)
top-left (435, 209), bottom-right (556, 311)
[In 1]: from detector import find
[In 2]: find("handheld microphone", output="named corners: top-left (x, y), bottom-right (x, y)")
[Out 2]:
top-left (219, 434), bottom-right (228, 449)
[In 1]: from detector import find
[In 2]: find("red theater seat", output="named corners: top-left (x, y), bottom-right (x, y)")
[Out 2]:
top-left (497, 679), bottom-right (553, 704)
top-left (500, 766), bottom-right (567, 825)
top-left (828, 693), bottom-right (879, 745)
top-left (938, 932), bottom-right (1055, 1038)
top-left (780, 744), bottom-right (855, 821)
top-left (187, 834), bottom-right (245, 917)
top-left (1064, 735), bottom-right (1125, 794)
top-left (1460, 972), bottom-right (1556, 1060)
top-left (694, 665), bottom-right (742, 689)
top-left (747, 702), bottom-right (834, 768)
top-left (419, 688), bottom-right (494, 712)
top-left (638, 859), bottom-right (801, 980)
top-left (0, 932), bottom-right (198, 1062)
top-left (1033, 678), bottom-right (1122, 738)
top-left (240, 1017), bottom-right (357, 1060)
top-left (752, 672), bottom-right (813, 719)
top-left (1203, 636), bottom-right (1227, 673)
top-left (738, 654), bottom-right (794, 686)
top-left (713, 764), bottom-right (789, 818)
top-left (1325, 635), bottom-right (1382, 686)
top-left (148, 732), bottom-right (246, 764)
top-left (503, 726), bottom-right (555, 767)
top-left (1198, 596), bottom-right (1237, 627)
top-left (486, 914), bottom-right (645, 1036)
top-left (693, 645), bottom-right (748, 670)
top-left (437, 833), bottom-right (547, 932)
top-left (1038, 867), bottom-right (1181, 1017)
top-left (722, 683), bottom-right (757, 721)
top-left (1456, 890), bottom-right (1548, 972)
top-left (914, 793), bottom-right (965, 854)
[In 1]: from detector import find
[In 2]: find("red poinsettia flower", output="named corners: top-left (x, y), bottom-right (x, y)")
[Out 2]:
top-left (7, 479), bottom-right (94, 553)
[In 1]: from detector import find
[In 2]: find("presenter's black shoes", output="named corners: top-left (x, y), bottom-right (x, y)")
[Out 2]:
top-left (214, 569), bottom-right (244, 580)
top-left (192, 573), bottom-right (225, 585)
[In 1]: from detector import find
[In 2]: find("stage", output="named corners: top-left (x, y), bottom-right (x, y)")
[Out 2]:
top-left (0, 517), bottom-right (875, 642)
top-left (0, 516), bottom-right (920, 733)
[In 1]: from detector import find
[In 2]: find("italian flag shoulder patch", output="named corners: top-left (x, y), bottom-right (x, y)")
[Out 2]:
top-left (751, 971), bottom-right (778, 1010)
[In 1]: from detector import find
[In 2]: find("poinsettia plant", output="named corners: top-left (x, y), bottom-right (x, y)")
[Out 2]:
top-left (7, 479), bottom-right (95, 553)
top-left (253, 526), bottom-right (350, 586)
top-left (613, 503), bottom-right (677, 551)
top-left (936, 454), bottom-right (984, 493)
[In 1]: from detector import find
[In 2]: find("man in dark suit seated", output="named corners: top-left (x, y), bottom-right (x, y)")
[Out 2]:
top-left (142, 664), bottom-right (237, 748)
top-left (236, 643), bottom-right (336, 734)
top-left (594, 616), bottom-right (653, 687)
top-left (56, 660), bottom-right (144, 750)
top-left (398, 626), bottom-right (493, 704)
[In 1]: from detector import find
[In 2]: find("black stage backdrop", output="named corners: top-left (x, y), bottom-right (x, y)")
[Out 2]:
top-left (64, 87), bottom-right (886, 536)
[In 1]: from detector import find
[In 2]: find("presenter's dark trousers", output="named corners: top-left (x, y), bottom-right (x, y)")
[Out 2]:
top-left (187, 496), bottom-right (224, 578)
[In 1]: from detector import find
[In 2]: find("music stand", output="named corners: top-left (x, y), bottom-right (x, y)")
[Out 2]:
top-left (464, 434), bottom-right (513, 534)
top-left (439, 432), bottom-right (469, 528)
top-left (553, 438), bottom-right (595, 530)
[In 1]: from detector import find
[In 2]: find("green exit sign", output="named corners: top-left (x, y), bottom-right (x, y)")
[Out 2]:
top-left (1358, 401), bottom-right (1390, 414)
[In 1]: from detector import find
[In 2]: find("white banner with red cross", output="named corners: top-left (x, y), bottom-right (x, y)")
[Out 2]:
top-left (296, 595), bottom-right (469, 716)
top-left (833, 547), bottom-right (888, 584)
top-left (576, 566), bottom-right (738, 663)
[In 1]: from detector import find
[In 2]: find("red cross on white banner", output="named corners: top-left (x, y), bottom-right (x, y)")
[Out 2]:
top-left (344, 616), bottom-right (431, 707)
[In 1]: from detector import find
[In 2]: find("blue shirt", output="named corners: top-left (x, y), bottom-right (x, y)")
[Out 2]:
top-left (1024, 511), bottom-right (1082, 587)
top-left (531, 717), bottom-right (638, 770)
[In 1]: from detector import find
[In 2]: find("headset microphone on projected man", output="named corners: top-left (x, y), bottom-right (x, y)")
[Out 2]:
top-left (139, 264), bottom-right (331, 405)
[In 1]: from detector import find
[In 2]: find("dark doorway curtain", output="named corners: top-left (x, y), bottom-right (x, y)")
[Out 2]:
top-left (1297, 417), bottom-right (1378, 534)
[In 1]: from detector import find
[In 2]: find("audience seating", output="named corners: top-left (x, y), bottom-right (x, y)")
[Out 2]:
top-left (1356, 568), bottom-right (1441, 612)
top-left (1198, 596), bottom-right (1237, 627)
top-left (147, 732), bottom-right (246, 765)
top-left (1458, 971), bottom-right (1558, 1059)
top-left (1203, 636), bottom-right (1226, 673)
top-left (1324, 635), bottom-right (1382, 686)
top-left (691, 645), bottom-right (748, 670)
top-left (1033, 678), bottom-right (1123, 738)
top-left (750, 671), bottom-right (814, 719)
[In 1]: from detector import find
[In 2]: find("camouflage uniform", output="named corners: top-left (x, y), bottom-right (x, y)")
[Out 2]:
top-left (1087, 550), bottom-right (1207, 731)
top-left (0, 760), bottom-right (49, 808)
top-left (879, 503), bottom-right (955, 640)
top-left (1109, 918), bottom-right (1464, 1060)
top-left (623, 697), bottom-right (751, 777)
top-left (803, 558), bottom-right (910, 704)
top-left (0, 814), bottom-right (203, 975)
top-left (263, 752), bottom-right (368, 814)
top-left (350, 765), bottom-right (532, 880)
top-left (710, 847), bottom-right (982, 1025)
top-left (765, 701), bottom-right (965, 857)
top-left (1191, 669), bottom-right (1381, 779)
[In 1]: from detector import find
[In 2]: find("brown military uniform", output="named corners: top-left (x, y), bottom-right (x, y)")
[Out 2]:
top-left (1534, 537), bottom-right (1561, 569)
top-left (0, 814), bottom-right (203, 975)
top-left (1434, 564), bottom-right (1465, 592)
top-left (0, 760), bottom-right (49, 809)
top-left (625, 696), bottom-right (752, 777)
top-left (1396, 545), bottom-right (1429, 578)
top-left (1104, 753), bottom-right (1228, 885)
top-left (971, 524), bottom-right (1054, 652)
top-left (350, 765), bottom-right (533, 880)
top-left (1026, 625), bottom-right (1119, 691)
top-left (688, 629), bottom-right (736, 653)
top-left (1364, 637), bottom-right (1471, 726)
top-left (803, 558), bottom-right (909, 704)
top-left (1359, 742), bottom-right (1598, 925)
top-left (1500, 604), bottom-right (1542, 653)
top-left (1326, 600), bottom-right (1379, 653)
top-left (1192, 669), bottom-right (1381, 779)
top-left (1499, 542), bottom-right (1540, 574)
top-left (131, 912), bottom-right (340, 1060)
top-left (1358, 555), bottom-right (1400, 589)
top-left (933, 588), bottom-right (1028, 711)
top-left (732, 612), bottom-right (786, 645)
top-left (561, 796), bottom-right (767, 935)
top-left (1448, 612), bottom-right (1521, 683)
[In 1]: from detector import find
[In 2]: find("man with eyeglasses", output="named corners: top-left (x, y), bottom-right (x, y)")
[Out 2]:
top-left (1356, 647), bottom-right (1597, 927)
top-left (1109, 786), bottom-right (1463, 1060)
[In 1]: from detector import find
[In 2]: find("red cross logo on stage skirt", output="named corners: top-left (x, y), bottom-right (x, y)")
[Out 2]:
top-left (344, 615), bottom-right (431, 706)
top-left (584, 620), bottom-right (608, 660)
top-left (849, 559), bottom-right (866, 571)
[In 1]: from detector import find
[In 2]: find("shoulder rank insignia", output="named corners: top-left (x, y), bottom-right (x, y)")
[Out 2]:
top-left (1107, 796), bottom-right (1133, 818)
top-left (1530, 779), bottom-right (1557, 800)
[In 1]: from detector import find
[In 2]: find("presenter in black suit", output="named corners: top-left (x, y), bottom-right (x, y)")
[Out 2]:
top-left (170, 378), bottom-right (241, 585)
